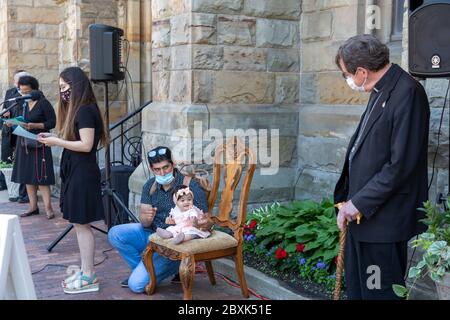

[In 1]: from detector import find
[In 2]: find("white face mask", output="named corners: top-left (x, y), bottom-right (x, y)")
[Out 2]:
top-left (346, 73), bottom-right (367, 92)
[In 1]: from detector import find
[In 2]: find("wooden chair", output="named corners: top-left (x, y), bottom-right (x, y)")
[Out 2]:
top-left (143, 137), bottom-right (256, 300)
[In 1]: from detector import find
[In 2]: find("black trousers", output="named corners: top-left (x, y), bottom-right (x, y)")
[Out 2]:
top-left (1, 132), bottom-right (13, 162)
top-left (1, 133), bottom-right (27, 198)
top-left (1, 132), bottom-right (13, 190)
top-left (344, 231), bottom-right (408, 300)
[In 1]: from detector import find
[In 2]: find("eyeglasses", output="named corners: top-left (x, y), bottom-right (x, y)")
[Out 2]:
top-left (148, 148), bottom-right (167, 158)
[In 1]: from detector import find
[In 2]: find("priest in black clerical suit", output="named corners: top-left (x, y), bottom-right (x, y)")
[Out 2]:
top-left (334, 34), bottom-right (430, 300)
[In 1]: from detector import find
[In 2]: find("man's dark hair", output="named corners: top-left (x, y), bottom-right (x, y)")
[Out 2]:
top-left (148, 146), bottom-right (174, 167)
top-left (18, 75), bottom-right (39, 90)
top-left (335, 34), bottom-right (390, 74)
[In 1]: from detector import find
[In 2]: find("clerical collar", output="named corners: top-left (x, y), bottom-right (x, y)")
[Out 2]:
top-left (373, 63), bottom-right (396, 93)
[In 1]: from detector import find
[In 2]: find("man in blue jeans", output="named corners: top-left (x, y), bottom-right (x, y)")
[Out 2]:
top-left (108, 146), bottom-right (209, 293)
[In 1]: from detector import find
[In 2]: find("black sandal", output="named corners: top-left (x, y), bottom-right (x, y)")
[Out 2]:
top-left (20, 208), bottom-right (39, 217)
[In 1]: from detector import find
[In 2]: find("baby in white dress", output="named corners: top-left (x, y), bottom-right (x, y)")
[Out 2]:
top-left (156, 184), bottom-right (211, 244)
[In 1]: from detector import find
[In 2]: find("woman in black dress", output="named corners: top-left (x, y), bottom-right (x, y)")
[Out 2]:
top-left (38, 67), bottom-right (108, 294)
top-left (10, 76), bottom-right (56, 219)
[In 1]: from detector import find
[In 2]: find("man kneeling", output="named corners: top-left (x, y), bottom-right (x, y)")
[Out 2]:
top-left (108, 146), bottom-right (211, 293)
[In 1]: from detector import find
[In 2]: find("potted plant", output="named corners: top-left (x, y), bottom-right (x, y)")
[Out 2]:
top-left (394, 199), bottom-right (450, 300)
top-left (0, 160), bottom-right (19, 199)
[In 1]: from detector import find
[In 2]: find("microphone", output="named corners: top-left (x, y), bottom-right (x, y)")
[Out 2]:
top-left (5, 90), bottom-right (41, 102)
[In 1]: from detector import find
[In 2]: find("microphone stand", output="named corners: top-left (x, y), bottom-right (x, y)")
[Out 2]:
top-left (0, 101), bottom-right (19, 118)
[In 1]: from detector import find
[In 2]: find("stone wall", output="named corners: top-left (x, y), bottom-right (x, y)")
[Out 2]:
top-left (296, 0), bottom-right (369, 201)
top-left (0, 0), bottom-right (153, 195)
top-left (1, 0), bottom-right (62, 102)
top-left (129, 0), bottom-right (302, 212)
top-left (0, 0), bottom-right (8, 95)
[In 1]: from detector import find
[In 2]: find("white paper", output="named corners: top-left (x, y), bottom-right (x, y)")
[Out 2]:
top-left (12, 126), bottom-right (38, 141)
top-left (3, 118), bottom-right (27, 127)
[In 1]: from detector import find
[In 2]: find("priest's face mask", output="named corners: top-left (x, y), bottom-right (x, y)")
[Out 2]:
top-left (345, 68), bottom-right (368, 92)
top-left (339, 59), bottom-right (368, 93)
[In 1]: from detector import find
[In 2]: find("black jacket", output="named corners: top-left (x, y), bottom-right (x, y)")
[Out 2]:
top-left (334, 64), bottom-right (429, 242)
top-left (1, 87), bottom-right (21, 146)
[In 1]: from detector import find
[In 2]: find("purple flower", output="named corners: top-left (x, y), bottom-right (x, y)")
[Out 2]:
top-left (298, 257), bottom-right (307, 265)
top-left (316, 262), bottom-right (327, 269)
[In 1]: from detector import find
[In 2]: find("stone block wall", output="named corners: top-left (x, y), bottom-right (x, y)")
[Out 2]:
top-left (0, 0), bottom-right (8, 95)
top-left (3, 0), bottom-right (62, 102)
top-left (296, 0), bottom-right (369, 201)
top-left (129, 0), bottom-right (302, 212)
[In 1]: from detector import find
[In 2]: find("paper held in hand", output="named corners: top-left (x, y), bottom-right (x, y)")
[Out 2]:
top-left (3, 117), bottom-right (27, 127)
top-left (12, 125), bottom-right (38, 141)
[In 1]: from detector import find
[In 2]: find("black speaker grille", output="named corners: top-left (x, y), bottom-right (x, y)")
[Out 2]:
top-left (409, 2), bottom-right (450, 77)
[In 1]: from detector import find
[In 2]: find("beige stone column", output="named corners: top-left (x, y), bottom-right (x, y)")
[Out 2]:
top-left (56, 0), bottom-right (151, 122)
top-left (296, 0), bottom-right (370, 200)
top-left (0, 0), bottom-right (9, 95)
top-left (130, 0), bottom-right (302, 209)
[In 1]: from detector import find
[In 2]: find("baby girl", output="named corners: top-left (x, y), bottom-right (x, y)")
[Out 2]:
top-left (156, 184), bottom-right (211, 244)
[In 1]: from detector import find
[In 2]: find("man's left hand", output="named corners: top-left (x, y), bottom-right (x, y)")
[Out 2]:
top-left (336, 200), bottom-right (360, 231)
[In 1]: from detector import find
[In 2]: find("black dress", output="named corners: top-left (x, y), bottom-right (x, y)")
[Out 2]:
top-left (60, 104), bottom-right (104, 224)
top-left (11, 98), bottom-right (56, 186)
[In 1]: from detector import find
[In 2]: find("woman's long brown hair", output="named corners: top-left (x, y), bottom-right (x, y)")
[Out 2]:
top-left (56, 67), bottom-right (109, 146)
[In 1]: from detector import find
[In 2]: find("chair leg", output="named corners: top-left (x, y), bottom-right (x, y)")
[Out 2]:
top-left (180, 254), bottom-right (195, 300)
top-left (235, 250), bottom-right (249, 298)
top-left (143, 246), bottom-right (157, 295)
top-left (205, 261), bottom-right (216, 285)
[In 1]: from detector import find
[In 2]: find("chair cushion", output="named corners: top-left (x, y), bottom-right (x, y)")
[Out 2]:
top-left (149, 230), bottom-right (238, 255)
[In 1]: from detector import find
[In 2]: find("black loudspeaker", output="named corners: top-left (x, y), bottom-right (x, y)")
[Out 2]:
top-left (89, 24), bottom-right (125, 82)
top-left (101, 165), bottom-right (135, 228)
top-left (409, 0), bottom-right (450, 78)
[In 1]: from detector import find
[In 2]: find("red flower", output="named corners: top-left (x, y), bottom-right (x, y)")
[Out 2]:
top-left (245, 230), bottom-right (252, 236)
top-left (275, 248), bottom-right (287, 260)
top-left (296, 243), bottom-right (305, 253)
top-left (248, 219), bottom-right (257, 230)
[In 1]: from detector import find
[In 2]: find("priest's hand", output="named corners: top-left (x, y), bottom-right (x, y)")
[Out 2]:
top-left (336, 200), bottom-right (360, 231)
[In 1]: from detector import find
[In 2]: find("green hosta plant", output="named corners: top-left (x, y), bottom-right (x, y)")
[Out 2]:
top-left (393, 199), bottom-right (450, 299)
top-left (245, 198), bottom-right (340, 268)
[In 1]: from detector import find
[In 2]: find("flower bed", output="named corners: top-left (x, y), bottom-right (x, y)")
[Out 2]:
top-left (242, 199), bottom-right (346, 299)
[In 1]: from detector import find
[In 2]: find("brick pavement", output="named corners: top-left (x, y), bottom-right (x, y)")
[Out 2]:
top-left (0, 198), bottom-right (257, 300)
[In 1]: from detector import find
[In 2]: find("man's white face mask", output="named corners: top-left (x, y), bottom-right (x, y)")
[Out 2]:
top-left (346, 69), bottom-right (367, 92)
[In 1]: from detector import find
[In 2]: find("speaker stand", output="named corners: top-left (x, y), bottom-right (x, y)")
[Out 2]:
top-left (101, 81), bottom-right (139, 229)
top-left (47, 224), bottom-right (107, 252)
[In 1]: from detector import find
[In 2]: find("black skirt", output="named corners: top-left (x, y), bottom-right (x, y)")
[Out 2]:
top-left (11, 137), bottom-right (55, 185)
top-left (60, 150), bottom-right (104, 224)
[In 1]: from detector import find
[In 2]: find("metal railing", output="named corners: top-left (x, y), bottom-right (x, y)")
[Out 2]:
top-left (97, 100), bottom-right (151, 167)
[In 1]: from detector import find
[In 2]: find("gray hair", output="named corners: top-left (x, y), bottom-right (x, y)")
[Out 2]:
top-left (14, 71), bottom-right (31, 85)
top-left (335, 34), bottom-right (390, 74)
